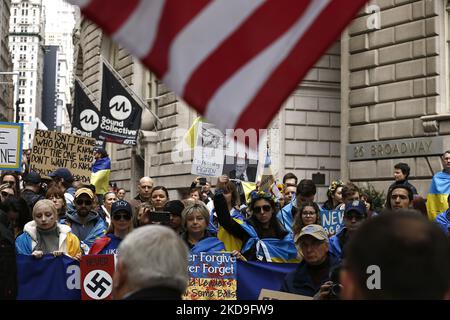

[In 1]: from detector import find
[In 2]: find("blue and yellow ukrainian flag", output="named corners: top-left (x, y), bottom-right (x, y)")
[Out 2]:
top-left (426, 171), bottom-right (450, 220)
top-left (91, 157), bottom-right (111, 195)
top-left (184, 116), bottom-right (204, 149)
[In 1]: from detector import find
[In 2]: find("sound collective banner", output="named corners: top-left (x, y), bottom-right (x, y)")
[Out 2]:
top-left (100, 64), bottom-right (142, 145)
top-left (72, 81), bottom-right (104, 149)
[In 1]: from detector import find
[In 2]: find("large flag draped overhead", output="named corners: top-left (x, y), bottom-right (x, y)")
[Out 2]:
top-left (67, 0), bottom-right (367, 132)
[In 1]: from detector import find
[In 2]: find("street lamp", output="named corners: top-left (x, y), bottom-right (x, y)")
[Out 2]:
top-left (0, 71), bottom-right (20, 122)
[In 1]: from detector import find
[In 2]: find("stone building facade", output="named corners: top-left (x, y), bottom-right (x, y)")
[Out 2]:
top-left (343, 0), bottom-right (449, 197)
top-left (0, 0), bottom-right (13, 121)
top-left (73, 0), bottom-right (450, 202)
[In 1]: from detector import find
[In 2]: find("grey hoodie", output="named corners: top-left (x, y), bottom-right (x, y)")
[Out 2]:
top-left (64, 210), bottom-right (102, 242)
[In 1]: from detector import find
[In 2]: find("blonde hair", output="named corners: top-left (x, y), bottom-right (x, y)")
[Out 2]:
top-left (32, 199), bottom-right (58, 219)
top-left (181, 200), bottom-right (210, 229)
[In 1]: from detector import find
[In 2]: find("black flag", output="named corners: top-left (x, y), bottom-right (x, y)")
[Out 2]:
top-left (100, 63), bottom-right (142, 145)
top-left (72, 81), bottom-right (103, 148)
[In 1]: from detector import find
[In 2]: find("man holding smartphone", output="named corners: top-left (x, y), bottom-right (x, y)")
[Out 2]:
top-left (191, 177), bottom-right (213, 203)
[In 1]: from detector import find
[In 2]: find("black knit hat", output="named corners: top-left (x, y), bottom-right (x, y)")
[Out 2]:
top-left (163, 200), bottom-right (185, 217)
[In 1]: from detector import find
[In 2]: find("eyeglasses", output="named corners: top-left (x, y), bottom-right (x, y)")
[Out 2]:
top-left (253, 205), bottom-right (272, 213)
top-left (1, 191), bottom-right (14, 198)
top-left (76, 199), bottom-right (93, 206)
top-left (301, 211), bottom-right (317, 216)
top-left (112, 213), bottom-right (132, 221)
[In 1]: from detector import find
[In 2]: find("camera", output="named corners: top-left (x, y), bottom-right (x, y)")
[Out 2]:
top-left (199, 177), bottom-right (207, 186)
top-left (151, 211), bottom-right (171, 224)
top-left (328, 265), bottom-right (342, 299)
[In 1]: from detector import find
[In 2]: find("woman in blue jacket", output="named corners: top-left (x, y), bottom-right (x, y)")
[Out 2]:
top-left (181, 201), bottom-right (225, 254)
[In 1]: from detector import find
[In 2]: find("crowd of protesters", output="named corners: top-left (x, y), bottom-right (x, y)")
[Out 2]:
top-left (1, 147), bottom-right (450, 300)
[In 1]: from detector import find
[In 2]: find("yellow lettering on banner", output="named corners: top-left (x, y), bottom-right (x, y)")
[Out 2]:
top-left (183, 278), bottom-right (237, 300)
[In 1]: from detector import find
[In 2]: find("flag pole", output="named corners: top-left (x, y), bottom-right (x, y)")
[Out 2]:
top-left (101, 57), bottom-right (163, 126)
top-left (74, 76), bottom-right (100, 108)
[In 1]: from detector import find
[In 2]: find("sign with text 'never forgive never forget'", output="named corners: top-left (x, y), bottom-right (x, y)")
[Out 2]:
top-left (183, 252), bottom-right (237, 300)
top-left (30, 130), bottom-right (96, 183)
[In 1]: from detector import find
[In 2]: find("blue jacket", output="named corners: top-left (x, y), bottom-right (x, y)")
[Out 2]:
top-left (435, 210), bottom-right (450, 234)
top-left (329, 227), bottom-right (347, 259)
top-left (280, 253), bottom-right (341, 297)
top-left (277, 202), bottom-right (295, 234)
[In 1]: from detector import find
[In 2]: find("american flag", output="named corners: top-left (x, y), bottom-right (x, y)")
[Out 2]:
top-left (67, 0), bottom-right (367, 132)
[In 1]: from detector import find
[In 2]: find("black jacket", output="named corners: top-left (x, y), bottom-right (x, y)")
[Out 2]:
top-left (280, 253), bottom-right (341, 297)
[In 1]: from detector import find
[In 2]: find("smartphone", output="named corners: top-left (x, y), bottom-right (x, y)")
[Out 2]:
top-left (151, 211), bottom-right (171, 224)
top-left (199, 177), bottom-right (207, 186)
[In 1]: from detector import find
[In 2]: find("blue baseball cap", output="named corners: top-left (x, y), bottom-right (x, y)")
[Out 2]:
top-left (344, 200), bottom-right (368, 217)
top-left (112, 200), bottom-right (132, 216)
top-left (48, 168), bottom-right (74, 182)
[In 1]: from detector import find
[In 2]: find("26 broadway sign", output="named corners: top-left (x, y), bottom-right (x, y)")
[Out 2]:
top-left (100, 63), bottom-right (142, 145)
top-left (348, 136), bottom-right (444, 161)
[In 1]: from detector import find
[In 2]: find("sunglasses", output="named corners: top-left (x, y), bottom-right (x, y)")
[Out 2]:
top-left (344, 212), bottom-right (365, 221)
top-left (112, 213), bottom-right (132, 221)
top-left (76, 199), bottom-right (93, 206)
top-left (253, 205), bottom-right (272, 213)
top-left (1, 191), bottom-right (14, 198)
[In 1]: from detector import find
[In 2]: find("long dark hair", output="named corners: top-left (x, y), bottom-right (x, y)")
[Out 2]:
top-left (0, 197), bottom-right (31, 236)
top-left (247, 191), bottom-right (287, 239)
top-left (292, 201), bottom-right (321, 236)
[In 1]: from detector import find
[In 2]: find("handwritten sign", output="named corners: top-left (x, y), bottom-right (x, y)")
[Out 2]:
top-left (183, 252), bottom-right (237, 300)
top-left (320, 209), bottom-right (344, 237)
top-left (191, 122), bottom-right (225, 177)
top-left (30, 130), bottom-right (95, 183)
top-left (0, 122), bottom-right (23, 170)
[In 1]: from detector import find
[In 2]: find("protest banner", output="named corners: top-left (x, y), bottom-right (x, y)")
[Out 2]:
top-left (183, 252), bottom-right (237, 300)
top-left (258, 289), bottom-right (313, 300)
top-left (29, 129), bottom-right (96, 183)
top-left (191, 122), bottom-right (225, 177)
top-left (99, 63), bottom-right (142, 145)
top-left (0, 122), bottom-right (23, 171)
top-left (16, 254), bottom-right (81, 300)
top-left (237, 260), bottom-right (297, 300)
top-left (80, 254), bottom-right (115, 300)
top-left (320, 209), bottom-right (345, 237)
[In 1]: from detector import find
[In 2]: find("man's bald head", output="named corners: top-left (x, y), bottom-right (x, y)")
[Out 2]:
top-left (138, 177), bottom-right (154, 200)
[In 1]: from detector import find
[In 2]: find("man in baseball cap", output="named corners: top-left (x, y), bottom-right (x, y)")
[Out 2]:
top-left (61, 187), bottom-right (107, 254)
top-left (21, 171), bottom-right (45, 211)
top-left (281, 224), bottom-right (341, 297)
top-left (329, 200), bottom-right (368, 260)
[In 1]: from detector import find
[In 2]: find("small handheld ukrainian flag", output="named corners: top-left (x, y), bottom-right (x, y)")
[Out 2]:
top-left (91, 157), bottom-right (111, 195)
top-left (184, 116), bottom-right (204, 149)
top-left (426, 171), bottom-right (450, 220)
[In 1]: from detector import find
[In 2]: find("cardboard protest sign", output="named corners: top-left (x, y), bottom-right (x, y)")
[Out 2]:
top-left (191, 122), bottom-right (225, 177)
top-left (30, 130), bottom-right (95, 183)
top-left (183, 252), bottom-right (237, 300)
top-left (320, 209), bottom-right (345, 237)
top-left (258, 289), bottom-right (313, 300)
top-left (191, 121), bottom-right (259, 181)
top-left (0, 122), bottom-right (23, 171)
top-left (80, 254), bottom-right (115, 300)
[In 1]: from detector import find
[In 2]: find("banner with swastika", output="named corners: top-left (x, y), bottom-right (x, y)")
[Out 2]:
top-left (80, 254), bottom-right (115, 300)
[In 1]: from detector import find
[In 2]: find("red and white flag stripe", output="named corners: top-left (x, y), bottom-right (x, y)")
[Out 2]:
top-left (68, 0), bottom-right (367, 132)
